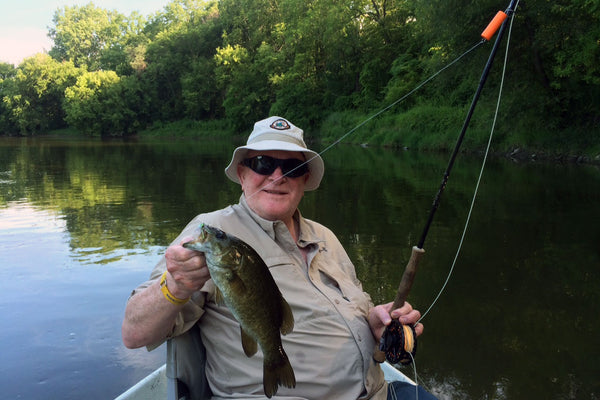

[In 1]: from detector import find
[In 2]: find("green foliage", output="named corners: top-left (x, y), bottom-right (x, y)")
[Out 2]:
top-left (1, 55), bottom-right (82, 135)
top-left (181, 58), bottom-right (219, 119)
top-left (0, 62), bottom-right (16, 80)
top-left (64, 71), bottom-right (148, 136)
top-left (525, 0), bottom-right (600, 129)
top-left (0, 63), bottom-right (17, 132)
top-left (320, 105), bottom-right (468, 149)
top-left (48, 3), bottom-right (147, 72)
top-left (64, 70), bottom-right (120, 135)
top-left (214, 0), bottom-right (285, 128)
top-left (0, 0), bottom-right (597, 155)
top-left (215, 43), bottom-right (267, 129)
top-left (143, 0), bottom-right (222, 122)
top-left (358, 0), bottom-right (418, 106)
top-left (140, 118), bottom-right (231, 137)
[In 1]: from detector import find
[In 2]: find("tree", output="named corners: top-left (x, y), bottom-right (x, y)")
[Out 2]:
top-left (214, 0), bottom-right (283, 128)
top-left (0, 62), bottom-right (16, 81)
top-left (142, 0), bottom-right (222, 122)
top-left (64, 70), bottom-right (118, 135)
top-left (358, 0), bottom-right (419, 107)
top-left (48, 3), bottom-right (145, 72)
top-left (64, 70), bottom-right (152, 136)
top-left (215, 43), bottom-right (273, 129)
top-left (2, 54), bottom-right (81, 134)
top-left (181, 57), bottom-right (221, 120)
top-left (0, 0), bottom-right (596, 149)
top-left (268, 0), bottom-right (364, 126)
top-left (523, 0), bottom-right (600, 129)
top-left (0, 62), bottom-right (17, 134)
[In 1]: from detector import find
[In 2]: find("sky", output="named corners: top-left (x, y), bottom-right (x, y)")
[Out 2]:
top-left (0, 0), bottom-right (171, 65)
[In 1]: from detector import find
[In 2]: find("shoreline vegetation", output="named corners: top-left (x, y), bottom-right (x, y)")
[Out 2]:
top-left (28, 114), bottom-right (599, 166)
top-left (2, 2), bottom-right (598, 166)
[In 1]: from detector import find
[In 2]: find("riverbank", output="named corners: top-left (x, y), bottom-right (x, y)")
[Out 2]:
top-left (317, 109), bottom-right (600, 165)
top-left (490, 147), bottom-right (600, 165)
top-left (15, 114), bottom-right (599, 167)
top-left (133, 112), bottom-right (600, 166)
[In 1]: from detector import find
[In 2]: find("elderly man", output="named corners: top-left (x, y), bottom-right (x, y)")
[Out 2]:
top-left (122, 116), bottom-right (436, 400)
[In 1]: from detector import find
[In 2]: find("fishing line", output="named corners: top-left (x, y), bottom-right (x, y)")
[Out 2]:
top-left (410, 352), bottom-right (419, 400)
top-left (388, 351), bottom-right (421, 400)
top-left (418, 0), bottom-right (519, 323)
top-left (308, 40), bottom-right (485, 162)
top-left (245, 39), bottom-right (486, 201)
top-left (237, 2), bottom-right (518, 395)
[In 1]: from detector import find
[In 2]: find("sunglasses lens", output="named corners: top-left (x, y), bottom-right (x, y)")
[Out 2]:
top-left (244, 156), bottom-right (273, 175)
top-left (243, 156), bottom-right (308, 178)
top-left (283, 159), bottom-right (309, 177)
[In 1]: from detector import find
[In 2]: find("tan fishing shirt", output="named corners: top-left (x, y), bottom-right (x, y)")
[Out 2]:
top-left (133, 195), bottom-right (387, 399)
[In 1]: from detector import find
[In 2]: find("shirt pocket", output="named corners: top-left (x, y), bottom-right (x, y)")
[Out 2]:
top-left (317, 263), bottom-right (371, 316)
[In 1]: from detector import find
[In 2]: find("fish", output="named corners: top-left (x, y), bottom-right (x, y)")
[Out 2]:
top-left (183, 224), bottom-right (296, 398)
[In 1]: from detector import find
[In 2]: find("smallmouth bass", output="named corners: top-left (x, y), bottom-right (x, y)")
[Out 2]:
top-left (183, 224), bottom-right (296, 398)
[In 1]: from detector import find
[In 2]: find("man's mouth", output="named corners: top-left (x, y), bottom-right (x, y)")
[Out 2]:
top-left (263, 188), bottom-right (287, 195)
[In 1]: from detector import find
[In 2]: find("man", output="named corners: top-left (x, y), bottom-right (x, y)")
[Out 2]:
top-left (122, 116), bottom-right (436, 399)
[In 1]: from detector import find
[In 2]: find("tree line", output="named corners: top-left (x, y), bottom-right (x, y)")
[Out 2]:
top-left (0, 0), bottom-right (598, 154)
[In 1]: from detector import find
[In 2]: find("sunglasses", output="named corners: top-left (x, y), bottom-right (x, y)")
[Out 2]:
top-left (242, 155), bottom-right (309, 178)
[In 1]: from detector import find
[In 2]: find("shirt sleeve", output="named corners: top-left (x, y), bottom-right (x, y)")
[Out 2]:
top-left (127, 215), bottom-right (210, 351)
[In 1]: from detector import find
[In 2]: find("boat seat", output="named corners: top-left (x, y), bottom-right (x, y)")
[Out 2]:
top-left (164, 323), bottom-right (413, 400)
top-left (166, 324), bottom-right (213, 400)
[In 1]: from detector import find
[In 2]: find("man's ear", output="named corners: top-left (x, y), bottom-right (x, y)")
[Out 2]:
top-left (237, 164), bottom-right (246, 187)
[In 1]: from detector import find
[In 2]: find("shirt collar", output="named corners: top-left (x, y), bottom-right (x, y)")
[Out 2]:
top-left (239, 194), bottom-right (278, 240)
top-left (239, 194), bottom-right (323, 245)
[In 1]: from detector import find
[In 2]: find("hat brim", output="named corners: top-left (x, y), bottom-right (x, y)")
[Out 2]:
top-left (224, 140), bottom-right (325, 191)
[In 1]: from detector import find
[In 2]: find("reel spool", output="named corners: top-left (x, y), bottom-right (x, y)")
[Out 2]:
top-left (377, 320), bottom-right (417, 365)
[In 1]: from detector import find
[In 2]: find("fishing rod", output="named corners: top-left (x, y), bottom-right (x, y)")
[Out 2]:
top-left (374, 0), bottom-right (519, 365)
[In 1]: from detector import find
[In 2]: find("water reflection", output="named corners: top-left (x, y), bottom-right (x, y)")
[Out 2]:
top-left (0, 136), bottom-right (599, 399)
top-left (1, 201), bottom-right (65, 232)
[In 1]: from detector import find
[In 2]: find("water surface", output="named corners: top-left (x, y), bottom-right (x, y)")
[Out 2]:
top-left (0, 136), bottom-right (598, 399)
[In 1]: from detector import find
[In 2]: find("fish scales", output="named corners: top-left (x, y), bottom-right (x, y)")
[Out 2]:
top-left (183, 224), bottom-right (296, 398)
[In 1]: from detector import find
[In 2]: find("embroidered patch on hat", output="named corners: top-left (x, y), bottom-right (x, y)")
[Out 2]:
top-left (270, 119), bottom-right (291, 130)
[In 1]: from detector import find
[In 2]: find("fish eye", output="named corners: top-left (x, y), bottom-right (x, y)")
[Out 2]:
top-left (215, 229), bottom-right (226, 240)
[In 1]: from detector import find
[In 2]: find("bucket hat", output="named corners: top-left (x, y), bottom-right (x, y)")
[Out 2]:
top-left (225, 116), bottom-right (325, 191)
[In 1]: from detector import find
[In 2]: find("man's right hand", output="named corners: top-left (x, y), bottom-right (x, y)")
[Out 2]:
top-left (164, 239), bottom-right (211, 300)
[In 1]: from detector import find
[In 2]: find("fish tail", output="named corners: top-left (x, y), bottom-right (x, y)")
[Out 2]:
top-left (263, 348), bottom-right (296, 398)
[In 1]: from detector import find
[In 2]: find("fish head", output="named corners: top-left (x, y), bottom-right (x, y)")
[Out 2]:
top-left (183, 224), bottom-right (243, 270)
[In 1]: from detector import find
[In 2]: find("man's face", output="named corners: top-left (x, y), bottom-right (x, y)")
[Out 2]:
top-left (237, 150), bottom-right (309, 223)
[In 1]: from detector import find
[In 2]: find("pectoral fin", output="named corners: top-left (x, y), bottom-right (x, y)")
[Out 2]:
top-left (279, 297), bottom-right (294, 335)
top-left (214, 287), bottom-right (225, 306)
top-left (241, 327), bottom-right (257, 357)
top-left (215, 273), bottom-right (246, 305)
top-left (227, 272), bottom-right (247, 294)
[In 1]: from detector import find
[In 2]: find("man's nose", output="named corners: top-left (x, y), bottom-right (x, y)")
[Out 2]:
top-left (270, 166), bottom-right (285, 179)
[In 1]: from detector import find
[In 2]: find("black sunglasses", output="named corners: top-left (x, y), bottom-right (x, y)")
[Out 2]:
top-left (242, 155), bottom-right (309, 178)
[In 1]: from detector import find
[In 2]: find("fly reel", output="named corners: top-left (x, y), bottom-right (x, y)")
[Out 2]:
top-left (375, 320), bottom-right (417, 365)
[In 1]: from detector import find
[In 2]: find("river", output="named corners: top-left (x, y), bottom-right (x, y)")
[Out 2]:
top-left (0, 136), bottom-right (598, 399)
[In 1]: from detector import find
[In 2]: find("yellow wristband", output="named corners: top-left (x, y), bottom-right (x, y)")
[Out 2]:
top-left (159, 271), bottom-right (189, 306)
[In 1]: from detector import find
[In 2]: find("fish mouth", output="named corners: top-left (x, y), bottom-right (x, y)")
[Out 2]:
top-left (199, 230), bottom-right (207, 241)
top-left (198, 223), bottom-right (210, 241)
top-left (202, 224), bottom-right (227, 240)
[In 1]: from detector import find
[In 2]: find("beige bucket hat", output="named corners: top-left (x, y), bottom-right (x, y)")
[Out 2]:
top-left (225, 116), bottom-right (325, 191)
